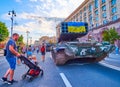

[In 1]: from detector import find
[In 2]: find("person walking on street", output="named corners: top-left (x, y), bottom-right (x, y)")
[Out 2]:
top-left (114, 39), bottom-right (119, 55)
top-left (1, 33), bottom-right (20, 85)
top-left (17, 43), bottom-right (22, 65)
top-left (40, 43), bottom-right (46, 62)
top-left (36, 46), bottom-right (39, 54)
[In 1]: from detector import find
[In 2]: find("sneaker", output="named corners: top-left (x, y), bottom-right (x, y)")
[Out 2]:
top-left (12, 79), bottom-right (18, 83)
top-left (7, 79), bottom-right (18, 85)
top-left (1, 77), bottom-right (7, 83)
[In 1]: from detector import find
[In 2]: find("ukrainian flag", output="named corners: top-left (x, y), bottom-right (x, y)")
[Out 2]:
top-left (67, 22), bottom-right (86, 33)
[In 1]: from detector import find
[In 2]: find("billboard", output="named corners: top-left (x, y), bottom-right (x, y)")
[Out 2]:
top-left (61, 22), bottom-right (87, 34)
top-left (58, 22), bottom-right (88, 42)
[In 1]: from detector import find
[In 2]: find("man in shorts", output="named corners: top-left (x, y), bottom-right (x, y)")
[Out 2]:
top-left (1, 33), bottom-right (20, 85)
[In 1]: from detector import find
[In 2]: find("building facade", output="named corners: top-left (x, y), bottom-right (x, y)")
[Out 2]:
top-left (56, 0), bottom-right (120, 45)
top-left (64, 0), bottom-right (119, 30)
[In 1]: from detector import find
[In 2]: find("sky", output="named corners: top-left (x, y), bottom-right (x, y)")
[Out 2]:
top-left (0, 0), bottom-right (84, 44)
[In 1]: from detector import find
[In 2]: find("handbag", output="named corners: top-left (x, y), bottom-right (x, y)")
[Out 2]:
top-left (4, 49), bottom-right (7, 56)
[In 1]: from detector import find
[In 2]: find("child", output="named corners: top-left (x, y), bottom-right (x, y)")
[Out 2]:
top-left (30, 55), bottom-right (38, 65)
top-left (27, 48), bottom-right (32, 59)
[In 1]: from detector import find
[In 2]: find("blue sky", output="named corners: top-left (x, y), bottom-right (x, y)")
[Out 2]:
top-left (0, 0), bottom-right (84, 43)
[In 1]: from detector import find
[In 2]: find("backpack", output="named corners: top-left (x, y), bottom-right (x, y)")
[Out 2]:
top-left (41, 46), bottom-right (45, 52)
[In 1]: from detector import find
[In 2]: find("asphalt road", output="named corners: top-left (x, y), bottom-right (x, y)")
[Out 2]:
top-left (0, 52), bottom-right (120, 87)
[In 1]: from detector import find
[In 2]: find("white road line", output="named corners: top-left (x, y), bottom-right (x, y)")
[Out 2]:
top-left (68, 63), bottom-right (89, 66)
top-left (99, 61), bottom-right (120, 71)
top-left (60, 73), bottom-right (72, 87)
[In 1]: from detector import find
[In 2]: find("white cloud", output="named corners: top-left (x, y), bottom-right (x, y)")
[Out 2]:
top-left (22, 0), bottom-right (84, 43)
top-left (2, 0), bottom-right (85, 43)
top-left (14, 18), bottom-right (57, 43)
top-left (33, 0), bottom-right (85, 18)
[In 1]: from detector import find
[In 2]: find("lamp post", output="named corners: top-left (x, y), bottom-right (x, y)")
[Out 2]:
top-left (29, 37), bottom-right (32, 45)
top-left (26, 31), bottom-right (30, 57)
top-left (26, 31), bottom-right (30, 47)
top-left (8, 10), bottom-right (16, 37)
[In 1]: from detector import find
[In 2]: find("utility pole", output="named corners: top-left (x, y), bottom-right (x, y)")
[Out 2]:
top-left (26, 31), bottom-right (30, 47)
top-left (29, 37), bottom-right (32, 45)
top-left (26, 31), bottom-right (30, 57)
top-left (8, 10), bottom-right (16, 37)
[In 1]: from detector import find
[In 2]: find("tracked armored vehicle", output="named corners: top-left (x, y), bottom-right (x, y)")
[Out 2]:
top-left (51, 22), bottom-right (115, 65)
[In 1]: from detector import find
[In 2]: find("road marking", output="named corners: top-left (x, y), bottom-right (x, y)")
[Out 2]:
top-left (68, 63), bottom-right (89, 66)
top-left (99, 61), bottom-right (120, 71)
top-left (60, 73), bottom-right (72, 87)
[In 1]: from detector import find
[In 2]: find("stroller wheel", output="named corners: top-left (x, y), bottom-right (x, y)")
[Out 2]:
top-left (22, 74), bottom-right (26, 80)
top-left (40, 70), bottom-right (43, 76)
top-left (28, 77), bottom-right (34, 82)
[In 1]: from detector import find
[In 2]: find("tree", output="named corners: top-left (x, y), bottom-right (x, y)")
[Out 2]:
top-left (102, 27), bottom-right (120, 44)
top-left (0, 21), bottom-right (9, 42)
top-left (17, 35), bottom-right (24, 45)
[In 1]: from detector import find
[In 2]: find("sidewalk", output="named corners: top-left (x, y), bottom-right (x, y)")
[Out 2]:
top-left (99, 51), bottom-right (120, 71)
top-left (0, 49), bottom-right (3, 56)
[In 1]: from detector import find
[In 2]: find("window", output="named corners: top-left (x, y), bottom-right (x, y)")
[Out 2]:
top-left (89, 4), bottom-right (92, 12)
top-left (80, 16), bottom-right (82, 19)
top-left (84, 17), bottom-right (87, 22)
top-left (112, 7), bottom-right (117, 14)
top-left (111, 0), bottom-right (116, 6)
top-left (95, 10), bottom-right (98, 15)
top-left (80, 11), bottom-right (82, 15)
top-left (89, 14), bottom-right (92, 20)
top-left (103, 20), bottom-right (107, 24)
top-left (95, 0), bottom-right (98, 8)
top-left (84, 13), bottom-right (86, 16)
top-left (102, 12), bottom-right (107, 18)
top-left (112, 15), bottom-right (117, 21)
top-left (102, 5), bottom-right (106, 11)
top-left (95, 16), bottom-right (99, 21)
top-left (96, 23), bottom-right (99, 27)
top-left (102, 0), bottom-right (106, 4)
top-left (89, 14), bottom-right (92, 25)
top-left (84, 7), bottom-right (86, 11)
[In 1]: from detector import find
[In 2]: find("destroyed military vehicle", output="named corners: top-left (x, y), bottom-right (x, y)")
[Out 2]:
top-left (51, 22), bottom-right (115, 65)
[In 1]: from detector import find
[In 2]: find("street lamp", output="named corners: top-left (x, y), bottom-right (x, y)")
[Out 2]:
top-left (26, 31), bottom-right (30, 47)
top-left (8, 10), bottom-right (16, 37)
top-left (29, 37), bottom-right (32, 45)
top-left (26, 31), bottom-right (30, 57)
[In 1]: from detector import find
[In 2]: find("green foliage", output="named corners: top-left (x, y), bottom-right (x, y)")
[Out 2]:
top-left (0, 21), bottom-right (9, 42)
top-left (102, 27), bottom-right (120, 44)
top-left (17, 35), bottom-right (24, 45)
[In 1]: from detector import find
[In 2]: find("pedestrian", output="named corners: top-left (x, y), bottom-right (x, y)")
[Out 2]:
top-left (21, 46), bottom-right (26, 56)
top-left (40, 43), bottom-right (46, 62)
top-left (17, 43), bottom-right (23, 65)
top-left (36, 46), bottom-right (39, 54)
top-left (27, 46), bottom-right (33, 59)
top-left (1, 33), bottom-right (20, 85)
top-left (114, 39), bottom-right (119, 55)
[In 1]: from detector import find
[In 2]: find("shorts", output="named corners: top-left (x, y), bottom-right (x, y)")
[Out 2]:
top-left (41, 52), bottom-right (45, 55)
top-left (6, 57), bottom-right (16, 70)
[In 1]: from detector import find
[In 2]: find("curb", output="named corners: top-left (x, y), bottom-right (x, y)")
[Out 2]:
top-left (99, 61), bottom-right (120, 71)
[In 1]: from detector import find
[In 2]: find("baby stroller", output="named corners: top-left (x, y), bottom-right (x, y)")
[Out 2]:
top-left (18, 55), bottom-right (43, 81)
